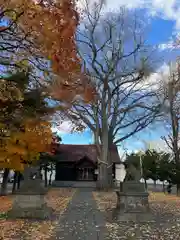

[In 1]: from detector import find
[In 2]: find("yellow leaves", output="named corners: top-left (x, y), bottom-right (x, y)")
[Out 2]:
top-left (0, 118), bottom-right (53, 171)
top-left (4, 10), bottom-right (17, 21)
top-left (16, 59), bottom-right (29, 70)
top-left (33, 3), bottom-right (42, 12)
top-left (7, 145), bottom-right (27, 155)
top-left (43, 70), bottom-right (50, 78)
top-left (8, 156), bottom-right (24, 171)
top-left (0, 80), bottom-right (24, 102)
top-left (0, 123), bottom-right (6, 128)
top-left (0, 189), bottom-right (75, 239)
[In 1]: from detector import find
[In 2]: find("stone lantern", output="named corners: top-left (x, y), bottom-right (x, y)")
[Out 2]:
top-left (114, 162), bottom-right (154, 222)
top-left (8, 165), bottom-right (53, 220)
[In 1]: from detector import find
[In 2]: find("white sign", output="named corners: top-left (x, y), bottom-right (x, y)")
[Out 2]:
top-left (115, 163), bottom-right (127, 182)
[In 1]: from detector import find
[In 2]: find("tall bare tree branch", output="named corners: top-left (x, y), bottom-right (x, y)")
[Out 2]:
top-left (63, 2), bottom-right (161, 188)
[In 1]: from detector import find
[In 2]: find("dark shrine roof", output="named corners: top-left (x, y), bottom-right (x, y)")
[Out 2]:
top-left (55, 144), bottom-right (121, 164)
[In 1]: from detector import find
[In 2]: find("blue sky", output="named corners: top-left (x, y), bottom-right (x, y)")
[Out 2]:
top-left (53, 0), bottom-right (180, 156)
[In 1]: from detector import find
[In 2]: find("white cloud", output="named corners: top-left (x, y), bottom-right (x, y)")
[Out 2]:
top-left (146, 63), bottom-right (170, 85)
top-left (117, 147), bottom-right (126, 160)
top-left (121, 63), bottom-right (170, 92)
top-left (158, 42), bottom-right (175, 51)
top-left (151, 0), bottom-right (180, 29)
top-left (51, 121), bottom-right (73, 135)
top-left (158, 37), bottom-right (180, 51)
top-left (148, 139), bottom-right (171, 152)
top-left (77, 0), bottom-right (146, 11)
top-left (77, 0), bottom-right (180, 30)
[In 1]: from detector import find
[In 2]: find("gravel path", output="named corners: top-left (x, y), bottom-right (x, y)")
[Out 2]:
top-left (53, 189), bottom-right (107, 240)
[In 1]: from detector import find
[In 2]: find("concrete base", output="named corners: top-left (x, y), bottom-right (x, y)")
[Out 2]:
top-left (114, 192), bottom-right (155, 222)
top-left (8, 194), bottom-right (54, 220)
top-left (122, 181), bottom-right (146, 192)
top-left (8, 178), bottom-right (53, 220)
top-left (116, 191), bottom-right (149, 212)
top-left (114, 181), bottom-right (154, 222)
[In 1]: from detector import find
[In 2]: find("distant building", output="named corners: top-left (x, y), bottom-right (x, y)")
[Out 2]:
top-left (54, 144), bottom-right (121, 182)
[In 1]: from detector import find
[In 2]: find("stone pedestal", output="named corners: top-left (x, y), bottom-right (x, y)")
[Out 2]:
top-left (114, 181), bottom-right (154, 222)
top-left (8, 170), bottom-right (53, 220)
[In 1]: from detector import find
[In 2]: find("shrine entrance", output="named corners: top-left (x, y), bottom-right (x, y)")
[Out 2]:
top-left (55, 156), bottom-right (97, 181)
top-left (75, 156), bottom-right (97, 181)
top-left (54, 144), bottom-right (120, 185)
top-left (77, 167), bottom-right (94, 181)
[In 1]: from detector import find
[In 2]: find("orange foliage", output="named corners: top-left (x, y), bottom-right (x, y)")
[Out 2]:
top-left (1, 0), bottom-right (95, 103)
top-left (2, 0), bottom-right (80, 78)
top-left (0, 119), bottom-right (53, 171)
top-left (49, 78), bottom-right (96, 103)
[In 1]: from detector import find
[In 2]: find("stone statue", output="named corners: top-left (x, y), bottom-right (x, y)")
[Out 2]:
top-left (124, 163), bottom-right (141, 182)
top-left (114, 161), bottom-right (151, 222)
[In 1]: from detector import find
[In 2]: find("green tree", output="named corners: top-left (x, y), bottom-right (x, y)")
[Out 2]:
top-left (125, 151), bottom-right (150, 190)
top-left (158, 152), bottom-right (172, 192)
top-left (125, 149), bottom-right (176, 192)
top-left (141, 149), bottom-right (160, 187)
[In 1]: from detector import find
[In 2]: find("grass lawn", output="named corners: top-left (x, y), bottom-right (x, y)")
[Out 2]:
top-left (0, 188), bottom-right (75, 239)
top-left (93, 191), bottom-right (180, 240)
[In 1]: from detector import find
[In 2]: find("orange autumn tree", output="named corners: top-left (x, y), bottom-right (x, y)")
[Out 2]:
top-left (1, 0), bottom-right (80, 75)
top-left (0, 68), bottom-right (56, 194)
top-left (0, 0), bottom-right (95, 103)
top-left (0, 119), bottom-right (53, 172)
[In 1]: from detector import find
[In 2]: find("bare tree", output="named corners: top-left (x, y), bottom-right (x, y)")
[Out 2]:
top-left (160, 59), bottom-right (180, 195)
top-left (63, 3), bottom-right (161, 189)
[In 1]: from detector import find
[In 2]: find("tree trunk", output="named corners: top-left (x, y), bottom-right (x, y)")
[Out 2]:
top-left (120, 182), bottom-right (123, 192)
top-left (12, 171), bottom-right (18, 194)
top-left (177, 183), bottom-right (180, 196)
top-left (97, 163), bottom-right (109, 190)
top-left (49, 164), bottom-right (53, 186)
top-left (107, 166), bottom-right (113, 187)
top-left (17, 172), bottom-right (21, 189)
top-left (144, 179), bottom-right (147, 191)
top-left (162, 181), bottom-right (165, 193)
top-left (44, 166), bottom-right (48, 187)
top-left (107, 149), bottom-right (113, 187)
top-left (96, 141), bottom-right (110, 190)
top-left (153, 180), bottom-right (156, 189)
top-left (1, 168), bottom-right (10, 195)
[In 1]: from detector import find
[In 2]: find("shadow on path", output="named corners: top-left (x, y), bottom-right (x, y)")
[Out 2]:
top-left (52, 189), bottom-right (107, 240)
